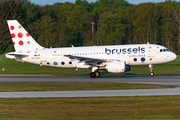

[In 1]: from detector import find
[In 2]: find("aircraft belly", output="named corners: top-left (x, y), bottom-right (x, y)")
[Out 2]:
top-left (23, 59), bottom-right (40, 65)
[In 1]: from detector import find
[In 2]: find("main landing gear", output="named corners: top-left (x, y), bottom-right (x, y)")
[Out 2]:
top-left (90, 67), bottom-right (100, 78)
top-left (149, 64), bottom-right (154, 76)
top-left (90, 71), bottom-right (100, 78)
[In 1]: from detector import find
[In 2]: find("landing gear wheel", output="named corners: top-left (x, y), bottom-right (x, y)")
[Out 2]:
top-left (150, 72), bottom-right (154, 76)
top-left (149, 64), bottom-right (154, 77)
top-left (95, 71), bottom-right (100, 78)
top-left (90, 72), bottom-right (96, 78)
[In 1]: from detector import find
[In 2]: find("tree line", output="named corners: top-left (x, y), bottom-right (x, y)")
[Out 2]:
top-left (0, 0), bottom-right (180, 54)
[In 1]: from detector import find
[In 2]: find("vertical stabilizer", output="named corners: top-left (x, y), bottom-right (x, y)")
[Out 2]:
top-left (7, 20), bottom-right (43, 52)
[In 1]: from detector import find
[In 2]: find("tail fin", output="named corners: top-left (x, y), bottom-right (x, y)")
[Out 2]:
top-left (7, 20), bottom-right (43, 52)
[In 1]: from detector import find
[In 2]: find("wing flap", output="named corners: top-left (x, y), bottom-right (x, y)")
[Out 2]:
top-left (64, 55), bottom-right (107, 63)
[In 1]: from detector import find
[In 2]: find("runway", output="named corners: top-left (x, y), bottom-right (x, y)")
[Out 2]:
top-left (0, 75), bottom-right (180, 85)
top-left (1, 88), bottom-right (180, 98)
top-left (0, 75), bottom-right (180, 98)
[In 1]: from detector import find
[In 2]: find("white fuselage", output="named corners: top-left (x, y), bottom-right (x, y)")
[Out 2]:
top-left (6, 44), bottom-right (177, 69)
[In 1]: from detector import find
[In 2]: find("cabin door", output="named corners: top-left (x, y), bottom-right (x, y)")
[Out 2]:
top-left (147, 45), bottom-right (154, 60)
top-left (41, 50), bottom-right (46, 62)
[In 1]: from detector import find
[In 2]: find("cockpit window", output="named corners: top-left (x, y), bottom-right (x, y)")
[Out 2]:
top-left (160, 49), bottom-right (170, 52)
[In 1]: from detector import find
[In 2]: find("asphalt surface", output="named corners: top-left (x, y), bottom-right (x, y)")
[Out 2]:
top-left (0, 75), bottom-right (180, 85)
top-left (0, 75), bottom-right (180, 98)
top-left (1, 88), bottom-right (180, 98)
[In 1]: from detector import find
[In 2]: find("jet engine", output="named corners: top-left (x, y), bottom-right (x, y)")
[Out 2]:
top-left (106, 62), bottom-right (126, 73)
top-left (105, 62), bottom-right (131, 73)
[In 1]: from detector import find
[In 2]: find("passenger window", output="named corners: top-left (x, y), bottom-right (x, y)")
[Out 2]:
top-left (160, 49), bottom-right (162, 52)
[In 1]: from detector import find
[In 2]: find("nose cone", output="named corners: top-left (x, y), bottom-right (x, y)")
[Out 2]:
top-left (169, 52), bottom-right (177, 61)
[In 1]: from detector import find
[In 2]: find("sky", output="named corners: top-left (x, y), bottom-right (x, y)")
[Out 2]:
top-left (30, 0), bottom-right (180, 6)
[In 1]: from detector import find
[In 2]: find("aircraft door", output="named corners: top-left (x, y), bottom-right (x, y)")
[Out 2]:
top-left (41, 50), bottom-right (46, 62)
top-left (147, 45), bottom-right (154, 58)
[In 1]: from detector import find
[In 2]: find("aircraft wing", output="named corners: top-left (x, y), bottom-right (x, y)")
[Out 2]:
top-left (64, 55), bottom-right (107, 64)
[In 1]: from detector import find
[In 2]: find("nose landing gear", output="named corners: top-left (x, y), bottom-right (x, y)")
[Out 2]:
top-left (149, 64), bottom-right (154, 76)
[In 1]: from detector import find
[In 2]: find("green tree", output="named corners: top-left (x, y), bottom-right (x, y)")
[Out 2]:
top-left (65, 11), bottom-right (86, 46)
top-left (122, 6), bottom-right (134, 44)
top-left (129, 3), bottom-right (160, 44)
top-left (99, 11), bottom-right (126, 45)
top-left (83, 12), bottom-right (96, 46)
top-left (160, 2), bottom-right (176, 51)
top-left (75, 0), bottom-right (91, 12)
top-left (92, 0), bottom-right (131, 12)
top-left (21, 2), bottom-right (39, 25)
top-left (173, 2), bottom-right (180, 54)
top-left (0, 0), bottom-right (22, 53)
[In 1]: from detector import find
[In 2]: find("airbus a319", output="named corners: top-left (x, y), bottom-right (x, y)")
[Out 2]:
top-left (5, 20), bottom-right (177, 78)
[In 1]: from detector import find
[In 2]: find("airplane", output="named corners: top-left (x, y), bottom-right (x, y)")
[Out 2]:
top-left (5, 20), bottom-right (177, 78)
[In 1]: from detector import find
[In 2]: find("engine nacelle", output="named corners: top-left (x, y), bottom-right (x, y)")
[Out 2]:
top-left (106, 62), bottom-right (126, 73)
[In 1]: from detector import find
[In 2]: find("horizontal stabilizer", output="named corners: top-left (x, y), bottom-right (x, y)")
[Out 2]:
top-left (6, 52), bottom-right (29, 56)
top-left (5, 52), bottom-right (29, 60)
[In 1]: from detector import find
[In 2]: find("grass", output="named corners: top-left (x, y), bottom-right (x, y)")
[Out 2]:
top-left (0, 54), bottom-right (180, 75)
top-left (0, 96), bottom-right (180, 119)
top-left (0, 83), bottom-right (174, 92)
top-left (0, 55), bottom-right (179, 119)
